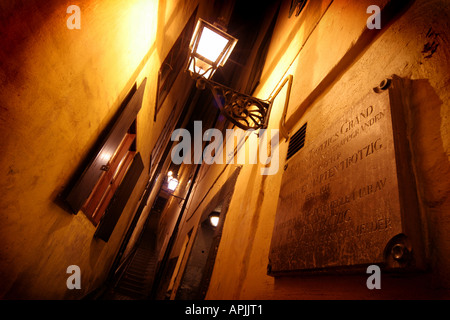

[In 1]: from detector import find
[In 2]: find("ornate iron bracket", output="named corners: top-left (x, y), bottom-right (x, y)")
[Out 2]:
top-left (194, 76), bottom-right (272, 130)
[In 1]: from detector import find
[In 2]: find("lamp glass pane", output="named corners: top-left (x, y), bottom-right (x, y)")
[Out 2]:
top-left (188, 57), bottom-right (214, 79)
top-left (219, 37), bottom-right (237, 66)
top-left (196, 26), bottom-right (229, 64)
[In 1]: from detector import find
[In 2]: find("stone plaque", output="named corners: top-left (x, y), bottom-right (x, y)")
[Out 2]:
top-left (268, 77), bottom-right (424, 275)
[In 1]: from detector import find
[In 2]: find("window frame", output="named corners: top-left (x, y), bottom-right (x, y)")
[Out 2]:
top-left (62, 78), bottom-right (147, 219)
top-left (155, 8), bottom-right (198, 118)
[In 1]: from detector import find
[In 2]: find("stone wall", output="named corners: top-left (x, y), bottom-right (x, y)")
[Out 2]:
top-left (167, 0), bottom-right (450, 299)
top-left (0, 0), bottom-right (200, 299)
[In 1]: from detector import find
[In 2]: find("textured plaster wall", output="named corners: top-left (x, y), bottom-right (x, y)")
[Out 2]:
top-left (178, 0), bottom-right (450, 299)
top-left (0, 0), bottom-right (199, 299)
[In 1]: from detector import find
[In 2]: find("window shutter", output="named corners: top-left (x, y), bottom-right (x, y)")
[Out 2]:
top-left (94, 152), bottom-right (144, 242)
top-left (63, 78), bottom-right (147, 214)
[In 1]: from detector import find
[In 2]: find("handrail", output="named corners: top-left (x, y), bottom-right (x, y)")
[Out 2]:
top-left (111, 246), bottom-right (138, 288)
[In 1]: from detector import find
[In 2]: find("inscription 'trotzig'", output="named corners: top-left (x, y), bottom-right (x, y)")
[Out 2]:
top-left (306, 138), bottom-right (383, 188)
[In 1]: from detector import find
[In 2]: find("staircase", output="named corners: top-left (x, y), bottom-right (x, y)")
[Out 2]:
top-left (102, 211), bottom-right (160, 300)
top-left (113, 246), bottom-right (157, 299)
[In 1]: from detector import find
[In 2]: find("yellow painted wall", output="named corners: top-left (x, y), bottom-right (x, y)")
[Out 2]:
top-left (0, 0), bottom-right (201, 299)
top-left (167, 0), bottom-right (450, 299)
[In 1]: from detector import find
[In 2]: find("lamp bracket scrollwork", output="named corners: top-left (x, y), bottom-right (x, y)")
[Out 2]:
top-left (194, 76), bottom-right (272, 131)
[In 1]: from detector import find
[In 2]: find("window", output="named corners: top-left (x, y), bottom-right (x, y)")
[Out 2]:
top-left (81, 122), bottom-right (136, 225)
top-left (245, 5), bottom-right (279, 95)
top-left (62, 79), bottom-right (147, 240)
top-left (289, 0), bottom-right (308, 18)
top-left (149, 102), bottom-right (177, 175)
top-left (155, 8), bottom-right (197, 118)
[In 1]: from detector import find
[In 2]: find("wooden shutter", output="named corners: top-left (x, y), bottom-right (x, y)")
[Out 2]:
top-left (94, 152), bottom-right (144, 242)
top-left (63, 78), bottom-right (147, 214)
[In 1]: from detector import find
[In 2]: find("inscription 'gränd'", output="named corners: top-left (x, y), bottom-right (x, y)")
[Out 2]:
top-left (269, 87), bottom-right (406, 275)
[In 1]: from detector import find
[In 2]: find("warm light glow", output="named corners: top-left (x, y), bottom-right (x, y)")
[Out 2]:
top-left (188, 58), bottom-right (213, 79)
top-left (99, 149), bottom-right (114, 164)
top-left (167, 171), bottom-right (173, 177)
top-left (196, 27), bottom-right (229, 63)
top-left (117, 0), bottom-right (158, 81)
top-left (187, 18), bottom-right (237, 79)
top-left (210, 215), bottom-right (219, 227)
top-left (167, 178), bottom-right (179, 191)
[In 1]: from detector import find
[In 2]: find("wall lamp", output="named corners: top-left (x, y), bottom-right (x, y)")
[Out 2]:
top-left (186, 18), bottom-right (272, 130)
top-left (166, 171), bottom-right (179, 191)
top-left (209, 211), bottom-right (220, 228)
top-left (167, 178), bottom-right (179, 192)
